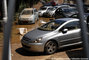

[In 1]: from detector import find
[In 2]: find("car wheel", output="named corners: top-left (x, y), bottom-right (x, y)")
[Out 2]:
top-left (45, 41), bottom-right (57, 55)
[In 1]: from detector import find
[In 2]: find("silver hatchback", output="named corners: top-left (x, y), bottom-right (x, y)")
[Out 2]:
top-left (21, 18), bottom-right (81, 54)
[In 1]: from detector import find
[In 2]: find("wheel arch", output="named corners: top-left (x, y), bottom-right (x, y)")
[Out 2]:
top-left (45, 39), bottom-right (59, 48)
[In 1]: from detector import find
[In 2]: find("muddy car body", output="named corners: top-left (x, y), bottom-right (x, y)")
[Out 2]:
top-left (18, 8), bottom-right (39, 24)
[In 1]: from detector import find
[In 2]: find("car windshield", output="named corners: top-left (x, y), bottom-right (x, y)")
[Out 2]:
top-left (40, 7), bottom-right (47, 10)
top-left (38, 20), bottom-right (65, 31)
top-left (47, 8), bottom-right (55, 11)
top-left (22, 10), bottom-right (33, 15)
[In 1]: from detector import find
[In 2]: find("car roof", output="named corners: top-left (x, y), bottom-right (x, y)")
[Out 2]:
top-left (55, 18), bottom-right (79, 21)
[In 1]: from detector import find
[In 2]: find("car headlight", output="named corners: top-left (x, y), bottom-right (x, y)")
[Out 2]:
top-left (34, 37), bottom-right (42, 43)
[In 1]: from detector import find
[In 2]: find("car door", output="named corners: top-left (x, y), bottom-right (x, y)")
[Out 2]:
top-left (58, 21), bottom-right (81, 47)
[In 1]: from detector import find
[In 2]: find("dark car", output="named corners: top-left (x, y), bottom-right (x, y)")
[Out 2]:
top-left (61, 3), bottom-right (89, 13)
top-left (70, 13), bottom-right (89, 23)
top-left (54, 7), bottom-right (78, 19)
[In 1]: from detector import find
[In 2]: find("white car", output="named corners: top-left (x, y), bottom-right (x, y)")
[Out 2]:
top-left (38, 6), bottom-right (53, 16)
top-left (18, 8), bottom-right (39, 24)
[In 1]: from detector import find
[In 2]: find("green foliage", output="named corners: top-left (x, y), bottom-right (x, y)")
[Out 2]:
top-left (14, 0), bottom-right (40, 20)
top-left (15, 0), bottom-right (40, 13)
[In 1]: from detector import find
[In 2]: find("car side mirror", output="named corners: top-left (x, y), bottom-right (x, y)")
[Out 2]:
top-left (62, 29), bottom-right (68, 34)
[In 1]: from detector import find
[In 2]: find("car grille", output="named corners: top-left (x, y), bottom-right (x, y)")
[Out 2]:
top-left (21, 18), bottom-right (28, 20)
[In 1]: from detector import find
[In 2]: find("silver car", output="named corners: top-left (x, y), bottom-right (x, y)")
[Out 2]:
top-left (21, 18), bottom-right (82, 54)
top-left (38, 6), bottom-right (53, 16)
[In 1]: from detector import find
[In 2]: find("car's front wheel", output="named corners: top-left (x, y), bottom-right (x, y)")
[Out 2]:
top-left (44, 41), bottom-right (57, 55)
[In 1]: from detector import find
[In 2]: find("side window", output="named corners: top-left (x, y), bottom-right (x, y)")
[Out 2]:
top-left (62, 21), bottom-right (80, 31)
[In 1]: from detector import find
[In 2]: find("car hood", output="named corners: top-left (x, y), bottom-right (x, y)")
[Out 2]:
top-left (20, 15), bottom-right (32, 18)
top-left (24, 29), bottom-right (52, 40)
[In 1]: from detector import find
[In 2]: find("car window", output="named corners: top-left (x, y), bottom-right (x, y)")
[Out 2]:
top-left (61, 21), bottom-right (80, 31)
top-left (63, 8), bottom-right (77, 14)
top-left (22, 10), bottom-right (33, 15)
top-left (38, 20), bottom-right (65, 31)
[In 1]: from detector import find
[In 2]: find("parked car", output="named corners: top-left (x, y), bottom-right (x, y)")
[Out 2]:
top-left (70, 13), bottom-right (89, 26)
top-left (43, 5), bottom-right (70, 17)
top-left (43, 7), bottom-right (56, 17)
top-left (21, 18), bottom-right (83, 54)
top-left (18, 8), bottom-right (39, 24)
top-left (38, 6), bottom-right (53, 17)
top-left (70, 13), bottom-right (89, 19)
top-left (54, 7), bottom-right (78, 19)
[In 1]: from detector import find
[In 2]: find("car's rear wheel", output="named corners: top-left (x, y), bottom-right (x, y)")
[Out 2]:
top-left (44, 41), bottom-right (57, 55)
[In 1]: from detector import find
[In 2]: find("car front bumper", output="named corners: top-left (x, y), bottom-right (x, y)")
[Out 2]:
top-left (21, 41), bottom-right (44, 52)
top-left (18, 20), bottom-right (34, 24)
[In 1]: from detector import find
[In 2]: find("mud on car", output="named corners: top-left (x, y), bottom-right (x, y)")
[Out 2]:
top-left (18, 8), bottom-right (39, 24)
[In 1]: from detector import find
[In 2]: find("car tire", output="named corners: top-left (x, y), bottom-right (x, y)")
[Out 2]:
top-left (44, 41), bottom-right (57, 55)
